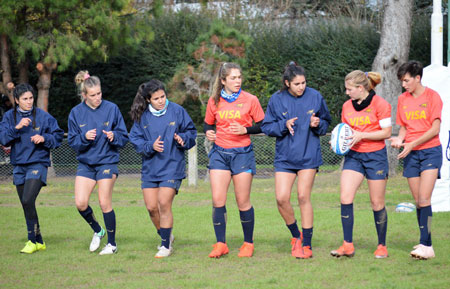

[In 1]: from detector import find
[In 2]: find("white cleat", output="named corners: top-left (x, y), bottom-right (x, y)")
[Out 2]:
top-left (89, 228), bottom-right (105, 252)
top-left (155, 246), bottom-right (172, 258)
top-left (99, 243), bottom-right (117, 255)
top-left (410, 244), bottom-right (435, 260)
top-left (157, 233), bottom-right (174, 250)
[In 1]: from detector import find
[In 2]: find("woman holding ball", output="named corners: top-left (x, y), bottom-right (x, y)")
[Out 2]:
top-left (330, 70), bottom-right (392, 259)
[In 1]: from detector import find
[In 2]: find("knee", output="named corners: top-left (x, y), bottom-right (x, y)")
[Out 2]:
top-left (276, 197), bottom-right (290, 208)
top-left (158, 200), bottom-right (172, 214)
top-left (98, 200), bottom-right (112, 212)
top-left (146, 205), bottom-right (159, 217)
top-left (21, 195), bottom-right (34, 208)
top-left (418, 198), bottom-right (431, 207)
top-left (371, 201), bottom-right (385, 211)
top-left (297, 194), bottom-right (310, 206)
top-left (75, 200), bottom-right (89, 211)
top-left (236, 197), bottom-right (251, 211)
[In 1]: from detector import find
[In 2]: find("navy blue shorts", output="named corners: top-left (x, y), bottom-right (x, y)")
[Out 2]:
top-left (142, 179), bottom-right (182, 194)
top-left (343, 147), bottom-right (389, 180)
top-left (77, 163), bottom-right (119, 181)
top-left (208, 144), bottom-right (256, 176)
top-left (403, 145), bottom-right (442, 178)
top-left (13, 163), bottom-right (48, 186)
top-left (275, 167), bottom-right (318, 174)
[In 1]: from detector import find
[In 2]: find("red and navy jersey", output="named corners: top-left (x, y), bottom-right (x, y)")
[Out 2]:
top-left (342, 94), bottom-right (391, 153)
top-left (262, 88), bottom-right (331, 170)
top-left (396, 87), bottom-right (442, 150)
top-left (68, 100), bottom-right (129, 165)
top-left (204, 90), bottom-right (265, 149)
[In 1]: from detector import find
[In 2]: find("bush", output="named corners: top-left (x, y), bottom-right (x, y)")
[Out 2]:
top-left (245, 19), bottom-right (380, 129)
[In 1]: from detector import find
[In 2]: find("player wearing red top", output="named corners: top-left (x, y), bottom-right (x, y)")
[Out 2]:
top-left (204, 62), bottom-right (265, 258)
top-left (390, 61), bottom-right (443, 260)
top-left (330, 70), bottom-right (392, 259)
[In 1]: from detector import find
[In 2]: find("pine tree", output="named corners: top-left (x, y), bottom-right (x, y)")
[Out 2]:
top-left (0, 0), bottom-right (153, 111)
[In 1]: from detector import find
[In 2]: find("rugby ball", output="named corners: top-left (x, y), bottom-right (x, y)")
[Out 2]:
top-left (330, 123), bottom-right (353, 155)
top-left (395, 202), bottom-right (416, 213)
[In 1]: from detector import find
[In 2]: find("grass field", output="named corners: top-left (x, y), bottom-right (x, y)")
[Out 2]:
top-left (0, 174), bottom-right (449, 289)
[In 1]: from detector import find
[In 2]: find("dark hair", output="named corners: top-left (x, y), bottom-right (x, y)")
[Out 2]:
top-left (130, 79), bottom-right (166, 122)
top-left (282, 61), bottom-right (306, 91)
top-left (13, 83), bottom-right (36, 128)
top-left (210, 62), bottom-right (242, 106)
top-left (397, 60), bottom-right (423, 80)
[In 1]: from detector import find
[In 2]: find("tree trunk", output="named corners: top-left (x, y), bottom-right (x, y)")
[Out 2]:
top-left (0, 34), bottom-right (14, 104)
top-left (372, 0), bottom-right (413, 176)
top-left (18, 61), bottom-right (29, 84)
top-left (36, 62), bottom-right (55, 112)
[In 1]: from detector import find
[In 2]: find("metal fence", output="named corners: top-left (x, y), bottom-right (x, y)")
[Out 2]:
top-left (0, 134), bottom-right (343, 183)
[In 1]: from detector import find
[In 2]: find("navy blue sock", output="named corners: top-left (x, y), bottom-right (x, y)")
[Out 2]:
top-left (286, 220), bottom-right (301, 239)
top-left (416, 207), bottom-right (421, 226)
top-left (239, 207), bottom-right (254, 243)
top-left (373, 207), bottom-right (387, 246)
top-left (26, 218), bottom-right (37, 243)
top-left (160, 227), bottom-right (172, 249)
top-left (212, 206), bottom-right (227, 243)
top-left (36, 221), bottom-right (43, 244)
top-left (302, 227), bottom-right (313, 247)
top-left (419, 205), bottom-right (432, 246)
top-left (103, 210), bottom-right (116, 246)
top-left (78, 206), bottom-right (102, 233)
top-left (341, 203), bottom-right (354, 243)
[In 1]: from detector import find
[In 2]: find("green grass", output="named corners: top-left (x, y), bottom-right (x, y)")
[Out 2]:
top-left (0, 175), bottom-right (449, 289)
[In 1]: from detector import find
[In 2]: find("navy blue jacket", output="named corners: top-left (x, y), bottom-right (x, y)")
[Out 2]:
top-left (129, 102), bottom-right (197, 182)
top-left (0, 108), bottom-right (64, 166)
top-left (68, 100), bottom-right (129, 165)
top-left (262, 88), bottom-right (331, 170)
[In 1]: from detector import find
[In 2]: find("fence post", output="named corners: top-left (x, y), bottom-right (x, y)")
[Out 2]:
top-left (188, 143), bottom-right (198, 186)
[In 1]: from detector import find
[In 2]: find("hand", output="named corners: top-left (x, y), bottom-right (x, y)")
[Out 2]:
top-left (205, 130), bottom-right (216, 142)
top-left (230, 122), bottom-right (247, 135)
top-left (15, 118), bottom-right (31, 130)
top-left (102, 130), bottom-right (114, 142)
top-left (286, 117), bottom-right (298, 135)
top-left (153, 135), bottom-right (164, 152)
top-left (397, 142), bottom-right (414, 159)
top-left (85, 128), bottom-right (97, 141)
top-left (30, 134), bottom-right (45, 144)
top-left (310, 113), bottom-right (320, 128)
top-left (389, 136), bottom-right (403, 148)
top-left (347, 129), bottom-right (363, 148)
top-left (174, 133), bottom-right (185, 147)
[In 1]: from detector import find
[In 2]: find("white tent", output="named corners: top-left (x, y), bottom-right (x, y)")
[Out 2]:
top-left (422, 64), bottom-right (450, 212)
top-left (420, 0), bottom-right (450, 212)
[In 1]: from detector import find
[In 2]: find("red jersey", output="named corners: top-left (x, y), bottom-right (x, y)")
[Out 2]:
top-left (396, 87), bottom-right (442, 150)
top-left (204, 90), bottom-right (265, 149)
top-left (341, 94), bottom-right (391, 153)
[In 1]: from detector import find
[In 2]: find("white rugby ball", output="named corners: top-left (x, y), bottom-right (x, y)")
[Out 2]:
top-left (331, 123), bottom-right (353, 155)
top-left (395, 202), bottom-right (416, 213)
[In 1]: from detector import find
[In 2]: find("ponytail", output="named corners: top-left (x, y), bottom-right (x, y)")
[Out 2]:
top-left (74, 70), bottom-right (101, 101)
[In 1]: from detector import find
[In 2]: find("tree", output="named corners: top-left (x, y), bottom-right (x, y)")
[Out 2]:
top-left (0, 0), bottom-right (153, 111)
top-left (166, 20), bottom-right (251, 179)
top-left (372, 0), bottom-right (414, 175)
